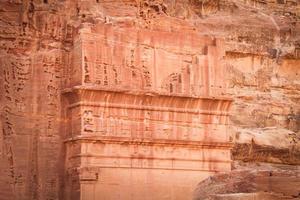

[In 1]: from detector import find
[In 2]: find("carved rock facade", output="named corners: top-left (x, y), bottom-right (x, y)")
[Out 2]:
top-left (0, 0), bottom-right (299, 200)
top-left (62, 23), bottom-right (232, 199)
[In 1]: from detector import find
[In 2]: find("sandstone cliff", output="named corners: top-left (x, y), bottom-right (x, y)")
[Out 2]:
top-left (0, 0), bottom-right (299, 199)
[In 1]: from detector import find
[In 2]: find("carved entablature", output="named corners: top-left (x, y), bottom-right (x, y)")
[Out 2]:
top-left (63, 87), bottom-right (232, 141)
top-left (66, 23), bottom-right (227, 97)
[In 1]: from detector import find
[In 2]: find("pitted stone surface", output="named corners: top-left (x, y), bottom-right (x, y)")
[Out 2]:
top-left (0, 0), bottom-right (299, 200)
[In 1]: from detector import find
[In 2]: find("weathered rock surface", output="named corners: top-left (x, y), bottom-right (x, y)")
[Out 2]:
top-left (193, 168), bottom-right (300, 200)
top-left (0, 0), bottom-right (299, 200)
top-left (232, 127), bottom-right (300, 164)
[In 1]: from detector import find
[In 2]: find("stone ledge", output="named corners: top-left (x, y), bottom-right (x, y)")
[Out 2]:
top-left (62, 85), bottom-right (233, 101)
top-left (64, 136), bottom-right (234, 149)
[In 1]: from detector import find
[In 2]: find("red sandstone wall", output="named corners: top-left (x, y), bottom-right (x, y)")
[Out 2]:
top-left (0, 0), bottom-right (299, 200)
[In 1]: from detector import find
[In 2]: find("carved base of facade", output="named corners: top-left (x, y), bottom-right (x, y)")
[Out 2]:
top-left (63, 88), bottom-right (232, 199)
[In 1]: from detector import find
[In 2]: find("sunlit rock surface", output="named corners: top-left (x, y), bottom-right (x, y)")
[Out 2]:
top-left (193, 167), bottom-right (300, 200)
top-left (0, 0), bottom-right (299, 199)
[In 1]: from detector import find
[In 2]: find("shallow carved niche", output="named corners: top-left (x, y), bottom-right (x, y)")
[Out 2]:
top-left (103, 63), bottom-right (109, 86)
top-left (162, 73), bottom-right (182, 94)
top-left (92, 58), bottom-right (120, 86)
top-left (42, 54), bottom-right (61, 75)
top-left (112, 48), bottom-right (140, 89)
top-left (78, 167), bottom-right (99, 182)
top-left (3, 68), bottom-right (12, 101)
top-left (9, 57), bottom-right (31, 93)
top-left (163, 63), bottom-right (195, 94)
top-left (141, 47), bottom-right (153, 89)
top-left (20, 0), bottom-right (36, 35)
top-left (82, 110), bottom-right (94, 133)
top-left (2, 106), bottom-right (15, 138)
top-left (131, 70), bottom-right (146, 90)
top-left (83, 56), bottom-right (91, 83)
top-left (94, 61), bottom-right (103, 85)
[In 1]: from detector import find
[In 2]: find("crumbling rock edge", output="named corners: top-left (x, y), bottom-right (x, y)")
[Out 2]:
top-left (193, 167), bottom-right (300, 200)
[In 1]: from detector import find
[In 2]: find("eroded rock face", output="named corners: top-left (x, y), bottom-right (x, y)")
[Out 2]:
top-left (232, 127), bottom-right (300, 165)
top-left (193, 169), bottom-right (300, 200)
top-left (0, 0), bottom-right (299, 200)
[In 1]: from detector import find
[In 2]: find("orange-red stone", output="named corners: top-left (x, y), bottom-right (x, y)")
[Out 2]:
top-left (62, 23), bottom-right (232, 200)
